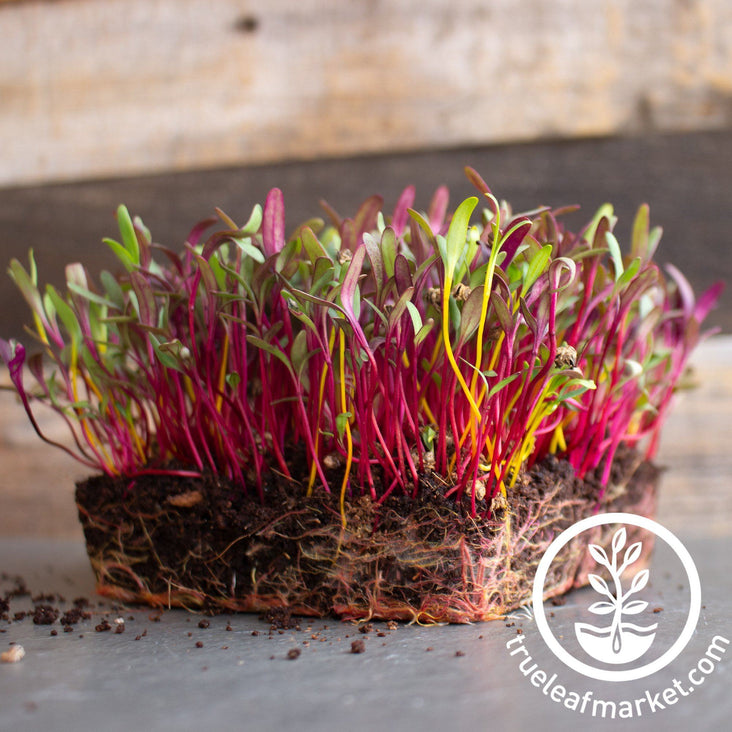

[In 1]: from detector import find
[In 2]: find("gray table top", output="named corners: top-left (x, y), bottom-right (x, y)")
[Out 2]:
top-left (1, 530), bottom-right (730, 732)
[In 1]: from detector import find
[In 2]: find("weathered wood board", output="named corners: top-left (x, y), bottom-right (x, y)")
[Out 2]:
top-left (1, 0), bottom-right (732, 186)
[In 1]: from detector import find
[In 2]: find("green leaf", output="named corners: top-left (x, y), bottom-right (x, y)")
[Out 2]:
top-left (290, 330), bottom-right (310, 376)
top-left (388, 287), bottom-right (415, 331)
top-left (490, 291), bottom-right (513, 334)
top-left (149, 334), bottom-right (185, 372)
top-left (8, 257), bottom-right (45, 319)
top-left (335, 411), bottom-right (352, 440)
top-left (630, 203), bottom-right (649, 261)
top-left (405, 300), bottom-right (423, 335)
top-left (523, 244), bottom-right (553, 292)
top-left (103, 237), bottom-right (135, 273)
top-left (312, 257), bottom-right (336, 293)
top-left (519, 297), bottom-right (538, 335)
top-left (584, 204), bottom-right (615, 245)
top-left (46, 285), bottom-right (81, 344)
top-left (605, 231), bottom-right (624, 280)
top-left (67, 282), bottom-right (117, 309)
top-left (420, 424), bottom-right (437, 449)
top-left (380, 227), bottom-right (397, 280)
top-left (276, 236), bottom-right (302, 276)
top-left (458, 286), bottom-right (484, 344)
top-left (443, 196), bottom-right (479, 277)
top-left (362, 233), bottom-right (384, 302)
top-left (99, 270), bottom-right (126, 310)
top-left (555, 377), bottom-right (597, 403)
top-left (612, 256), bottom-right (642, 298)
top-left (414, 317), bottom-right (435, 346)
top-left (407, 208), bottom-right (438, 250)
top-left (487, 372), bottom-right (521, 399)
top-left (233, 236), bottom-right (265, 264)
top-left (116, 205), bottom-right (140, 265)
top-left (241, 203), bottom-right (263, 235)
top-left (301, 226), bottom-right (329, 264)
top-left (246, 335), bottom-right (294, 374)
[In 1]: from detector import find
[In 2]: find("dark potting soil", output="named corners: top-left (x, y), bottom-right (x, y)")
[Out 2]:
top-left (75, 447), bottom-right (658, 621)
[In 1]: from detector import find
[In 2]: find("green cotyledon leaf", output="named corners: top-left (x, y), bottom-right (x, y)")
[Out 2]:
top-left (443, 196), bottom-right (479, 279)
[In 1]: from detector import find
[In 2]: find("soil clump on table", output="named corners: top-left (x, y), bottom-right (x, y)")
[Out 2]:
top-left (75, 447), bottom-right (658, 623)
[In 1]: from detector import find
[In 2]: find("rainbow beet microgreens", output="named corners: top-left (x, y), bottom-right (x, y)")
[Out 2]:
top-left (0, 169), bottom-right (723, 519)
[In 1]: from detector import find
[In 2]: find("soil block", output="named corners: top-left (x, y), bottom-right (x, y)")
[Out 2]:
top-left (75, 448), bottom-right (658, 623)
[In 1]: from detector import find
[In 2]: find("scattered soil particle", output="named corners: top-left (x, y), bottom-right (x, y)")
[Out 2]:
top-left (5, 577), bottom-right (30, 599)
top-left (425, 647), bottom-right (434, 652)
top-left (95, 619), bottom-right (112, 633)
top-left (50, 629), bottom-right (58, 636)
top-left (60, 608), bottom-right (92, 626)
top-left (195, 641), bottom-right (203, 648)
top-left (516, 628), bottom-right (523, 635)
top-left (653, 606), bottom-right (663, 613)
top-left (0, 598), bottom-right (9, 614)
top-left (32, 604), bottom-right (59, 625)
top-left (32, 593), bottom-right (63, 604)
top-left (350, 639), bottom-right (366, 654)
top-left (386, 621), bottom-right (398, 630)
top-left (287, 648), bottom-right (301, 660)
top-left (251, 630), bottom-right (260, 636)
top-left (226, 624), bottom-right (233, 632)
top-left (262, 607), bottom-right (296, 630)
top-left (455, 650), bottom-right (465, 657)
top-left (114, 623), bottom-right (125, 634)
top-left (198, 620), bottom-right (210, 629)
top-left (359, 623), bottom-right (374, 634)
top-left (551, 595), bottom-right (567, 606)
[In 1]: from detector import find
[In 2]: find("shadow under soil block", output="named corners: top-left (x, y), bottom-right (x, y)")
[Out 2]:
top-left (75, 448), bottom-right (659, 623)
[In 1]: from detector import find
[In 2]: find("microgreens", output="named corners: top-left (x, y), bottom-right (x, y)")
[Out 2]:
top-left (1, 170), bottom-right (723, 518)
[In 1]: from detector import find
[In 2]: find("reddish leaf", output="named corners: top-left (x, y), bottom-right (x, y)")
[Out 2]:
top-left (262, 188), bottom-right (285, 258)
top-left (392, 186), bottom-right (415, 236)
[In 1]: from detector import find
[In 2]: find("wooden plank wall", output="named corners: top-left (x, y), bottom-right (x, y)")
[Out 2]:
top-left (1, 0), bottom-right (732, 187)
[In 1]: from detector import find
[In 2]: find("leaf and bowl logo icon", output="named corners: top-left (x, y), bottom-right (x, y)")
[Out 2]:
top-left (575, 527), bottom-right (658, 665)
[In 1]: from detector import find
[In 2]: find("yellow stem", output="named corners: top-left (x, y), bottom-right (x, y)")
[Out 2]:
top-left (307, 328), bottom-right (336, 496)
top-left (215, 332), bottom-right (230, 414)
top-left (71, 353), bottom-right (115, 474)
top-left (338, 330), bottom-right (353, 528)
top-left (442, 273), bottom-right (480, 419)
